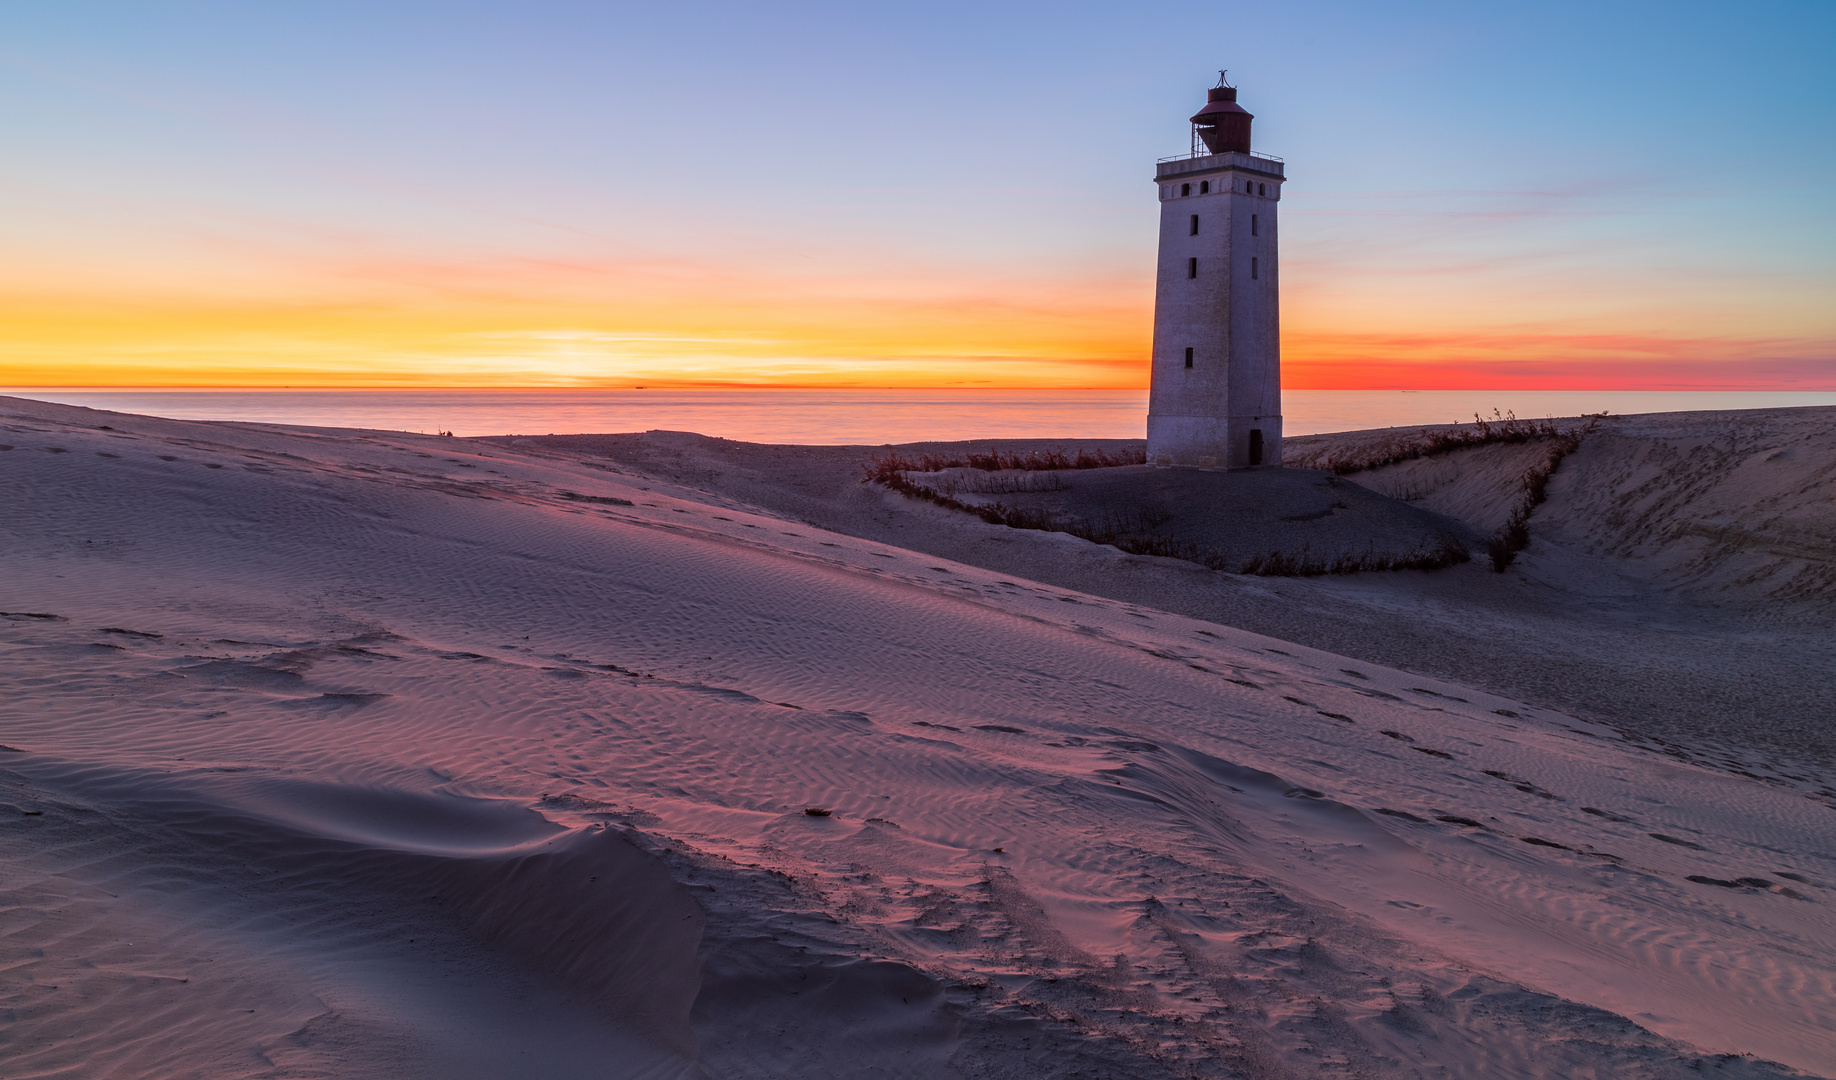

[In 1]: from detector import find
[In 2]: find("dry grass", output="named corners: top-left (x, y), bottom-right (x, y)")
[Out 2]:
top-left (1284, 410), bottom-right (1606, 573)
top-left (1485, 422), bottom-right (1598, 571)
top-left (1235, 538), bottom-right (1471, 576)
top-left (862, 463), bottom-right (990, 515)
top-left (927, 471), bottom-right (1072, 496)
top-left (864, 446), bottom-right (1145, 478)
top-left (863, 459), bottom-right (1471, 576)
top-left (1288, 411), bottom-right (1603, 476)
top-left (861, 471), bottom-right (1187, 557)
top-left (973, 502), bottom-right (1197, 560)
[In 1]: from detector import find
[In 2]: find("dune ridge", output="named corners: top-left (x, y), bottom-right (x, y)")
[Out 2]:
top-left (3, 395), bottom-right (1832, 1078)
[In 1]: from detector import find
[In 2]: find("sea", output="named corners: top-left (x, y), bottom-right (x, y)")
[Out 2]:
top-left (7, 388), bottom-right (1833, 444)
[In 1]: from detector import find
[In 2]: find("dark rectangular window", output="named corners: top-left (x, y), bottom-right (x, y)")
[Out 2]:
top-left (1251, 256), bottom-right (1259, 279)
top-left (1189, 214), bottom-right (1199, 235)
top-left (1188, 257), bottom-right (1198, 279)
top-left (1249, 429), bottom-right (1264, 466)
top-left (1184, 347), bottom-right (1194, 368)
top-left (1251, 214), bottom-right (1259, 237)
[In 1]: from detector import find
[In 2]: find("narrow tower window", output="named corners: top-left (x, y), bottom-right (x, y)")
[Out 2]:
top-left (1251, 257), bottom-right (1259, 279)
top-left (1251, 214), bottom-right (1258, 236)
top-left (1188, 257), bottom-right (1198, 279)
top-left (1200, 180), bottom-right (1209, 194)
top-left (1181, 183), bottom-right (1191, 196)
top-left (1258, 183), bottom-right (1267, 196)
top-left (1249, 429), bottom-right (1264, 466)
top-left (1190, 214), bottom-right (1199, 235)
top-left (1185, 347), bottom-right (1194, 368)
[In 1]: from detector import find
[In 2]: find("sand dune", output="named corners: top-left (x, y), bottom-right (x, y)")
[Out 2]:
top-left (524, 412), bottom-right (1834, 765)
top-left (898, 463), bottom-right (1474, 573)
top-left (1292, 408), bottom-right (1836, 614)
top-left (3, 395), bottom-right (1832, 1078)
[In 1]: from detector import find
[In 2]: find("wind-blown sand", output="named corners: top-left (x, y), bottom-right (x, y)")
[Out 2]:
top-left (3, 395), bottom-right (1832, 1079)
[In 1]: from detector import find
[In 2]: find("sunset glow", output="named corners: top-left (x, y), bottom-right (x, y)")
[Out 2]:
top-left (1, 2), bottom-right (1830, 390)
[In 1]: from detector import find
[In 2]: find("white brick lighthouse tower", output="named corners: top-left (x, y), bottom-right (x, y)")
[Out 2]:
top-left (1147, 73), bottom-right (1284, 469)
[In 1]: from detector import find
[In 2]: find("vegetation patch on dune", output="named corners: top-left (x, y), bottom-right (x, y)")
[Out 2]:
top-left (865, 446), bottom-right (1144, 476)
top-left (1287, 412), bottom-right (1603, 573)
top-left (865, 455), bottom-right (1472, 576)
top-left (1484, 424), bottom-right (1596, 571)
top-left (1236, 539), bottom-right (1470, 576)
top-left (859, 464), bottom-right (1194, 560)
top-left (1285, 411), bottom-right (1600, 477)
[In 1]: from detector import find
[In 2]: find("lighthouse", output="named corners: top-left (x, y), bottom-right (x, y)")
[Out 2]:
top-left (1146, 73), bottom-right (1284, 469)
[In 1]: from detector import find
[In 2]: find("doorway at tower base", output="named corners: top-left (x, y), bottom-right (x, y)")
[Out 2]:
top-left (1146, 413), bottom-right (1284, 469)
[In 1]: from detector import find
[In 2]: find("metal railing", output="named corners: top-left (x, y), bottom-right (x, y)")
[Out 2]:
top-left (1157, 149), bottom-right (1284, 165)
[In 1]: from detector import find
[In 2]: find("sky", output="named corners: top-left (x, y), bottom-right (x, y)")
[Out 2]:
top-left (1, 0), bottom-right (1831, 389)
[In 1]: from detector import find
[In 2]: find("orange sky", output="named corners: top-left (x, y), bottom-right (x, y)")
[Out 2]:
top-left (7, 282), bottom-right (1829, 391)
top-left (3, 224), bottom-right (1828, 391)
top-left (3, 3), bottom-right (1831, 392)
top-left (4, 210), bottom-right (1827, 391)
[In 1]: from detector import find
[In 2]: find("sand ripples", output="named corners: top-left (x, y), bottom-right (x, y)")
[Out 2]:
top-left (4, 395), bottom-right (1832, 1077)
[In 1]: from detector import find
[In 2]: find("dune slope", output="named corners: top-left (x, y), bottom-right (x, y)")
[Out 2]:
top-left (901, 463), bottom-right (1474, 572)
top-left (515, 415), bottom-right (1835, 766)
top-left (2, 396), bottom-right (1832, 1079)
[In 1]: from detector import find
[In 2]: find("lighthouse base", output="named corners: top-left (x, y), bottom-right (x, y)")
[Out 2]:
top-left (1146, 414), bottom-right (1283, 469)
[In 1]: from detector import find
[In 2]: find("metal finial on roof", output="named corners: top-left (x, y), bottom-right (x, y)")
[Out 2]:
top-left (1216, 69), bottom-right (1233, 88)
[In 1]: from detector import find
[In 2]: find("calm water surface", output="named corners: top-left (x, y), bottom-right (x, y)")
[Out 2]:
top-left (10, 388), bottom-right (1833, 444)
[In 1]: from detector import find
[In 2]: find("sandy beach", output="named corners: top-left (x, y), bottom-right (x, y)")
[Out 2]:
top-left (4, 394), bottom-right (1833, 1079)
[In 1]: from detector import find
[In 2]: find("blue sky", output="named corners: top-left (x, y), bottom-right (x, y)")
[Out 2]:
top-left (1, 0), bottom-right (1831, 386)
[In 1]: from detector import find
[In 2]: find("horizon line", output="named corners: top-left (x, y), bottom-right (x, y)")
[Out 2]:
top-left (9, 384), bottom-right (1836, 394)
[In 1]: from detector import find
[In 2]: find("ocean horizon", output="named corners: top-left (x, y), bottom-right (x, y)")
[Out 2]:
top-left (7, 387), bottom-right (1833, 444)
